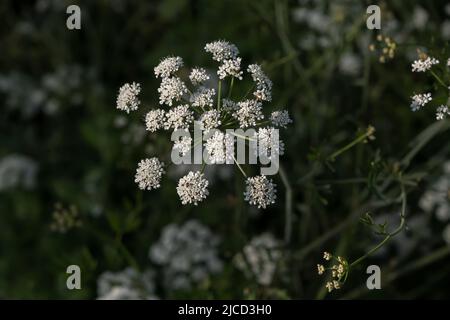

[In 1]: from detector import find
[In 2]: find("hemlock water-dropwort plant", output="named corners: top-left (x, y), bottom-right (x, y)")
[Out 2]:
top-left (410, 50), bottom-right (450, 120)
top-left (115, 40), bottom-right (292, 208)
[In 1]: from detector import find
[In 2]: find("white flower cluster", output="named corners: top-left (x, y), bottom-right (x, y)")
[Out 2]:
top-left (116, 40), bottom-right (292, 208)
top-left (234, 233), bottom-right (282, 286)
top-left (411, 56), bottom-right (439, 72)
top-left (410, 93), bottom-right (432, 111)
top-left (97, 268), bottom-right (157, 300)
top-left (244, 175), bottom-right (277, 209)
top-left (409, 53), bottom-right (450, 120)
top-left (134, 158), bottom-right (165, 191)
top-left (149, 220), bottom-right (223, 290)
top-left (116, 82), bottom-right (141, 113)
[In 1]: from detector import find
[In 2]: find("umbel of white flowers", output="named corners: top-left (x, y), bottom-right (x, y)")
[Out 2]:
top-left (116, 40), bottom-right (293, 208)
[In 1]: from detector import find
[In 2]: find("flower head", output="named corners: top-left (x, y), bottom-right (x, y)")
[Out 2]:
top-left (205, 131), bottom-right (226, 164)
top-left (177, 171), bottom-right (209, 205)
top-left (190, 87), bottom-right (216, 108)
top-left (436, 105), bottom-right (450, 120)
top-left (411, 56), bottom-right (439, 72)
top-left (116, 82), bottom-right (141, 113)
top-left (233, 99), bottom-right (264, 128)
top-left (244, 175), bottom-right (277, 209)
top-left (173, 136), bottom-right (192, 157)
top-left (270, 110), bottom-right (292, 128)
top-left (255, 127), bottom-right (285, 160)
top-left (218, 58), bottom-right (243, 80)
top-left (189, 67), bottom-right (209, 85)
top-left (135, 158), bottom-right (165, 190)
top-left (164, 104), bottom-right (194, 130)
top-left (205, 40), bottom-right (239, 62)
top-left (410, 93), bottom-right (432, 111)
top-left (154, 56), bottom-right (184, 78)
top-left (199, 110), bottom-right (221, 132)
top-left (158, 77), bottom-right (188, 106)
top-left (145, 109), bottom-right (165, 132)
top-left (247, 64), bottom-right (273, 101)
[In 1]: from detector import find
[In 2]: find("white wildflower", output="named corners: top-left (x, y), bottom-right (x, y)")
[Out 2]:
top-left (164, 104), bottom-right (194, 130)
top-left (154, 56), bottom-right (183, 78)
top-left (411, 57), bottom-right (439, 72)
top-left (410, 93), bottom-right (432, 111)
top-left (233, 99), bottom-right (264, 128)
top-left (189, 67), bottom-right (209, 85)
top-left (135, 158), bottom-right (165, 190)
top-left (270, 110), bottom-right (292, 128)
top-left (116, 82), bottom-right (141, 113)
top-left (190, 87), bottom-right (216, 108)
top-left (199, 110), bottom-right (221, 132)
top-left (244, 175), bottom-right (277, 209)
top-left (205, 40), bottom-right (239, 62)
top-left (145, 109), bottom-right (165, 132)
top-left (157, 77), bottom-right (188, 106)
top-left (218, 58), bottom-right (243, 80)
top-left (255, 127), bottom-right (285, 160)
top-left (173, 136), bottom-right (192, 157)
top-left (247, 64), bottom-right (273, 101)
top-left (176, 171), bottom-right (209, 205)
top-left (436, 105), bottom-right (450, 120)
top-left (205, 131), bottom-right (226, 164)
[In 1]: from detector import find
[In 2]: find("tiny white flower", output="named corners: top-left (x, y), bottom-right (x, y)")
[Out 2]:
top-left (410, 93), bottom-right (432, 111)
top-left (173, 136), bottom-right (192, 156)
top-left (255, 127), bottom-right (285, 160)
top-left (145, 109), bottom-right (165, 132)
top-left (135, 158), bottom-right (165, 190)
top-left (158, 77), bottom-right (188, 106)
top-left (205, 131), bottom-right (226, 164)
top-left (154, 56), bottom-right (183, 78)
top-left (247, 64), bottom-right (273, 101)
top-left (436, 105), bottom-right (450, 120)
top-left (189, 67), bottom-right (209, 85)
top-left (205, 40), bottom-right (239, 62)
top-left (190, 87), bottom-right (216, 108)
top-left (233, 99), bottom-right (264, 128)
top-left (270, 110), bottom-right (292, 128)
top-left (411, 57), bottom-right (439, 72)
top-left (244, 175), bottom-right (277, 209)
top-left (164, 104), bottom-right (194, 131)
top-left (116, 82), bottom-right (141, 113)
top-left (177, 171), bottom-right (209, 205)
top-left (218, 58), bottom-right (243, 80)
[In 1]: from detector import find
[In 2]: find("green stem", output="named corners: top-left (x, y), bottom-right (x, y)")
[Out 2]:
top-left (328, 128), bottom-right (373, 161)
top-left (232, 154), bottom-right (247, 178)
top-left (227, 77), bottom-right (234, 99)
top-left (430, 70), bottom-right (447, 88)
top-left (217, 80), bottom-right (222, 110)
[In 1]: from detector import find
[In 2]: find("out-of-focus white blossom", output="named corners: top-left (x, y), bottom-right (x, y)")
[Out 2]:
top-left (205, 40), bottom-right (239, 62)
top-left (410, 93), bottom-right (432, 111)
top-left (411, 57), bottom-right (439, 72)
top-left (436, 105), bottom-right (450, 120)
top-left (97, 268), bottom-right (157, 300)
top-left (234, 233), bottom-right (282, 285)
top-left (270, 110), bottom-right (292, 128)
top-left (0, 154), bottom-right (38, 191)
top-left (149, 220), bottom-right (223, 290)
